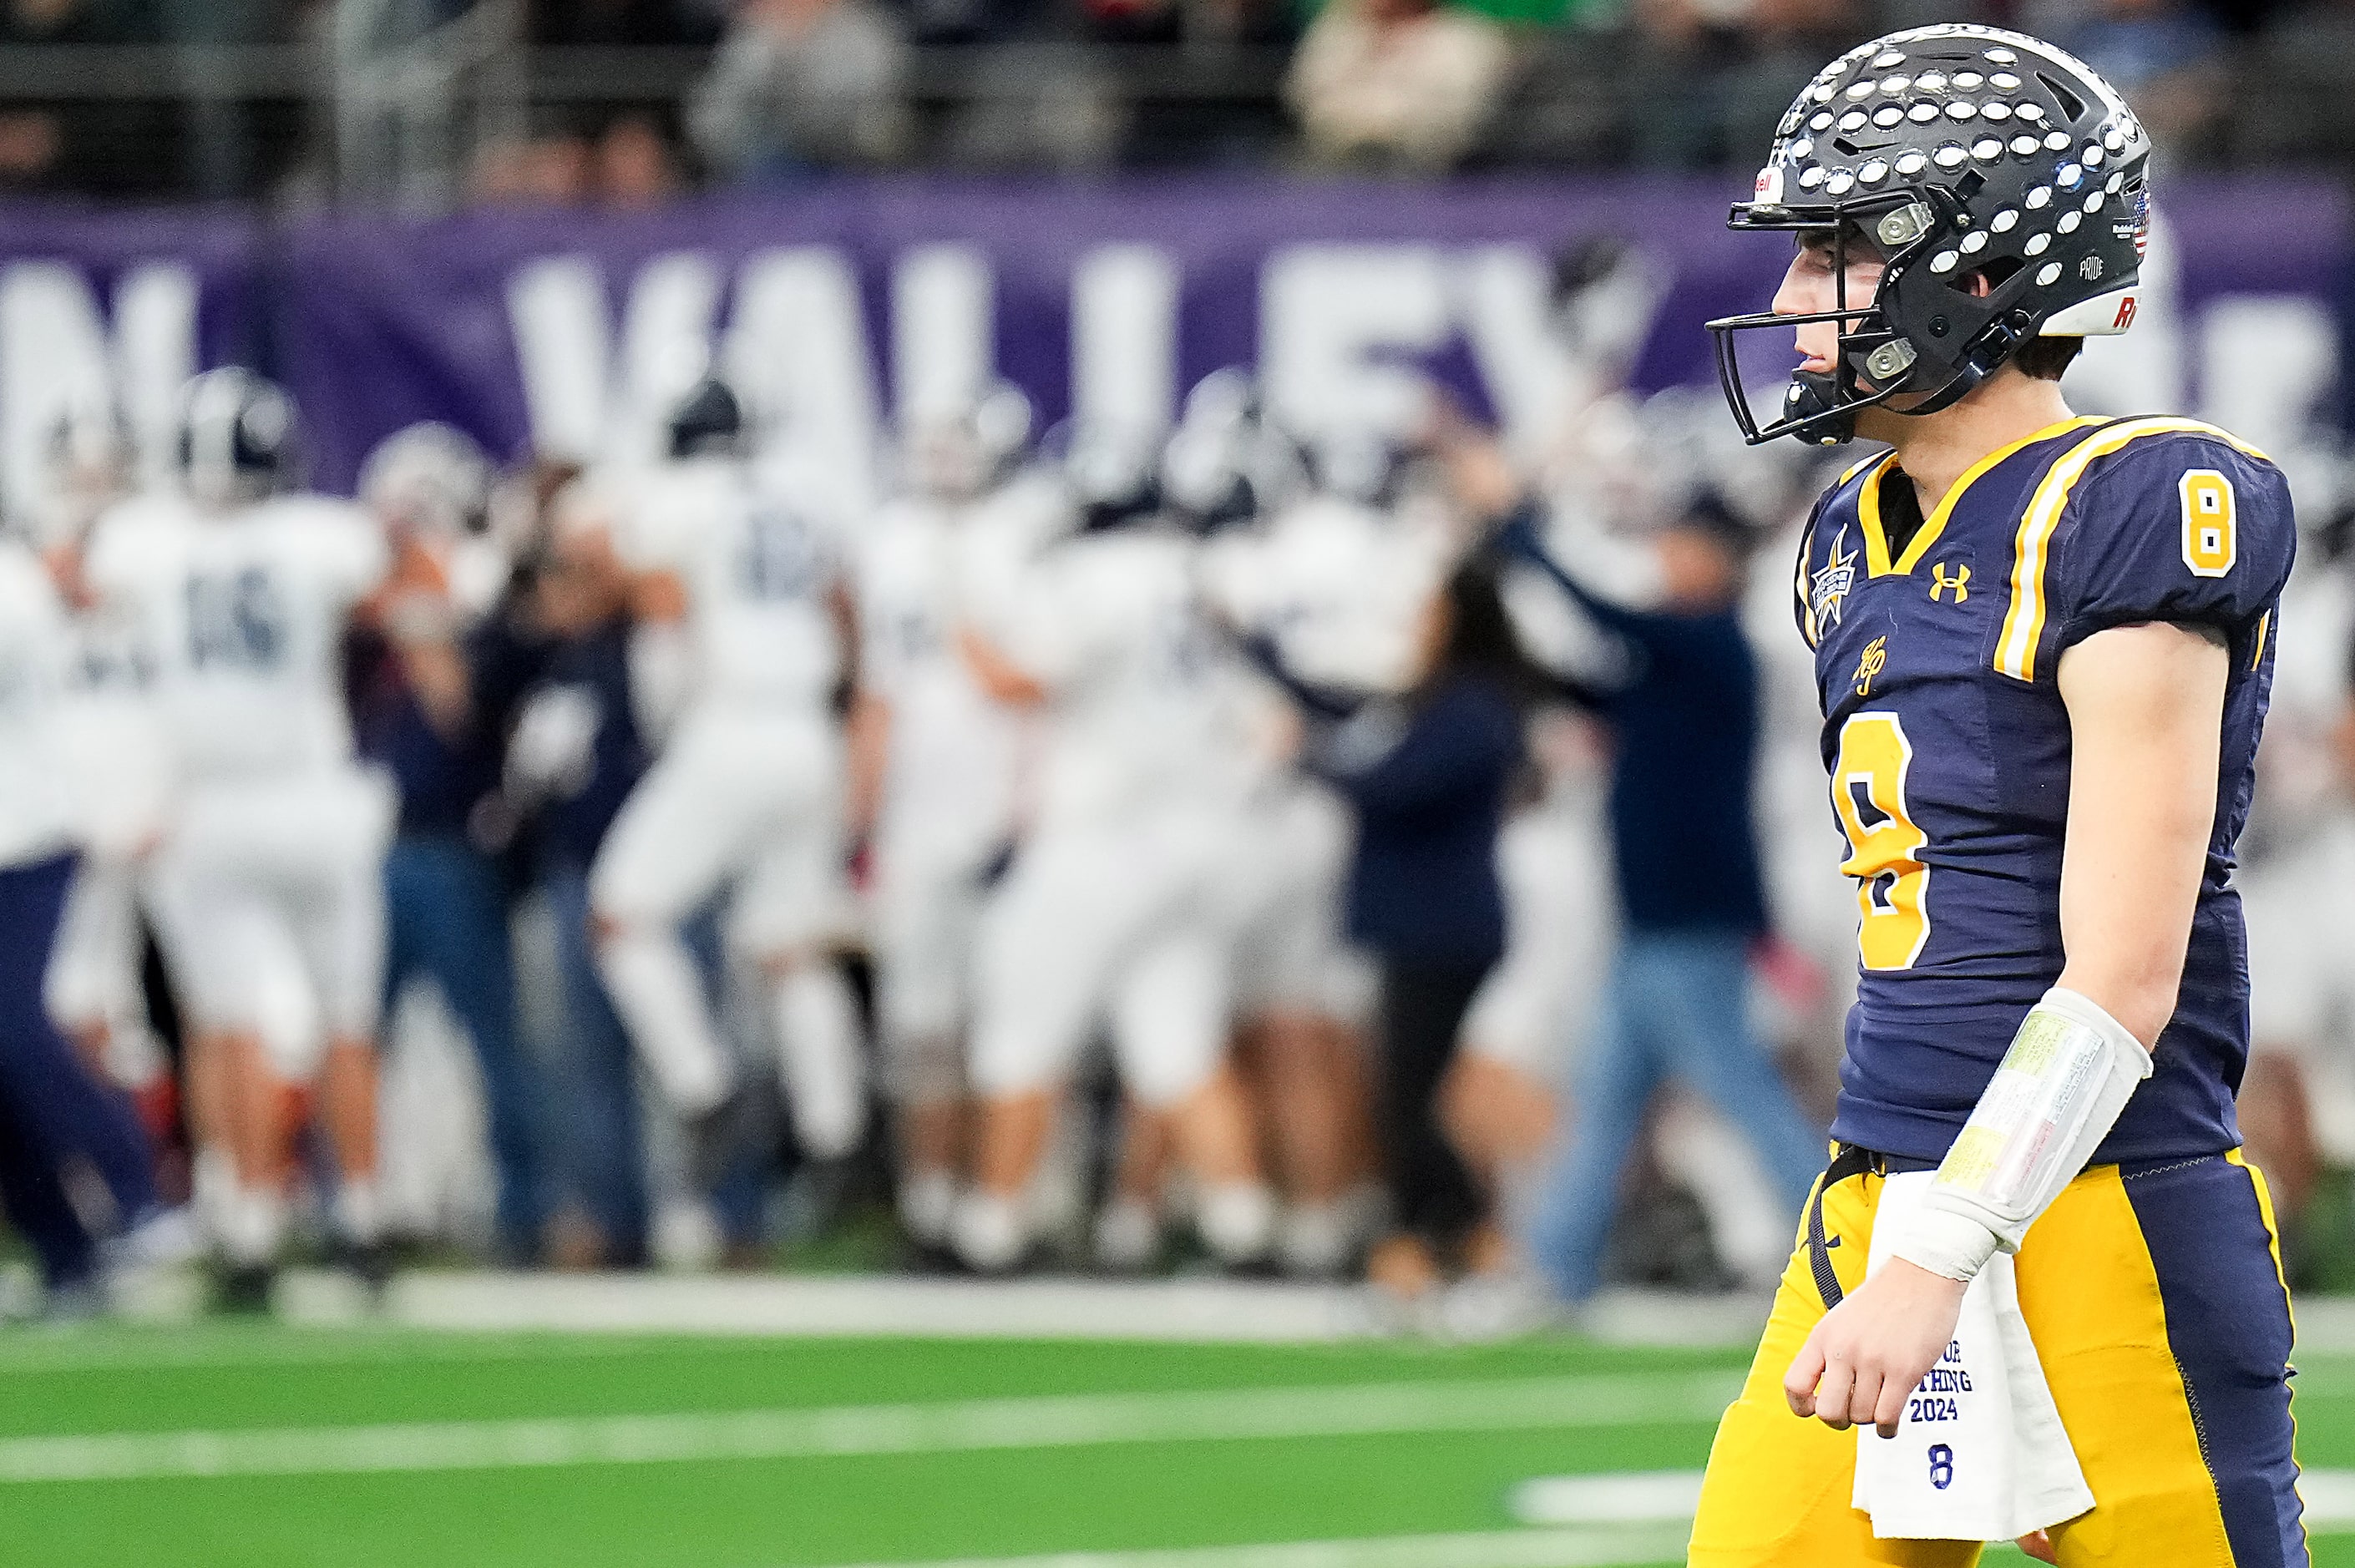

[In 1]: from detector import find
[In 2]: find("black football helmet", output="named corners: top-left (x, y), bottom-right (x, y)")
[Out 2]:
top-left (178, 367), bottom-right (300, 505)
top-left (1707, 25), bottom-right (2153, 447)
top-left (667, 377), bottom-right (746, 460)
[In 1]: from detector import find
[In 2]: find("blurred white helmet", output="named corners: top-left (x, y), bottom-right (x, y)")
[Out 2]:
top-left (177, 367), bottom-right (299, 511)
top-left (1161, 369), bottom-right (1308, 529)
top-left (899, 382), bottom-right (1034, 502)
top-left (1049, 417), bottom-right (1162, 531)
top-left (29, 401), bottom-right (133, 549)
top-left (359, 422), bottom-right (493, 540)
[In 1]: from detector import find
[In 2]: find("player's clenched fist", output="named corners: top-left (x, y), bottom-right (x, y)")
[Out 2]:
top-left (1782, 1259), bottom-right (1969, 1439)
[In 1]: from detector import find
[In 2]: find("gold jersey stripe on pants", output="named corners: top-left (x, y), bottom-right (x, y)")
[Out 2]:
top-left (1689, 1147), bottom-right (2304, 1566)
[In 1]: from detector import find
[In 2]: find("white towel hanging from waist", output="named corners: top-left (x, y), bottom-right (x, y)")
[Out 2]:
top-left (1851, 1170), bottom-right (2095, 1541)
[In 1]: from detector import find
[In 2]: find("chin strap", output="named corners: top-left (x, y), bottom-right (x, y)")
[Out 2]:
top-left (1783, 371), bottom-right (1857, 447)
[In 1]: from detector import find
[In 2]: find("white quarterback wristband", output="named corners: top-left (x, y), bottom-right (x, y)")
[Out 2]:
top-left (1892, 986), bottom-right (2155, 1283)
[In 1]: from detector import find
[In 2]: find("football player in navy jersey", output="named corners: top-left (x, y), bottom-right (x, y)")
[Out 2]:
top-left (1689, 25), bottom-right (2305, 1566)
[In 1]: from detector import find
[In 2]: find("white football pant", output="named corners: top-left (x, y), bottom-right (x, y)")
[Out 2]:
top-left (145, 766), bottom-right (394, 1078)
top-left (591, 707), bottom-right (864, 1159)
top-left (970, 804), bottom-right (1242, 1110)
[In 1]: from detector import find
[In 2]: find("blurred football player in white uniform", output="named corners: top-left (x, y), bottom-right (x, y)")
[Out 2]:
top-left (34, 412), bottom-right (176, 1133)
top-left (590, 378), bottom-right (867, 1183)
top-left (1188, 388), bottom-right (1451, 1276)
top-left (854, 387), bottom-right (1033, 1250)
top-left (2235, 538), bottom-right (2355, 1234)
top-left (0, 507), bottom-right (179, 1311)
top-left (86, 369), bottom-right (396, 1304)
top-left (951, 427), bottom-right (1275, 1272)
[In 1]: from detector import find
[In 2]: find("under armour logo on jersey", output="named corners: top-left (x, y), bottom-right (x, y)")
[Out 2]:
top-left (1930, 563), bottom-right (1971, 604)
top-left (1811, 526), bottom-right (1858, 630)
top-left (1854, 635), bottom-right (1887, 697)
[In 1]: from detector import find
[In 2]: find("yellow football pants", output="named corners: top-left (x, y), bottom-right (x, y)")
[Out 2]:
top-left (1688, 1149), bottom-right (2304, 1567)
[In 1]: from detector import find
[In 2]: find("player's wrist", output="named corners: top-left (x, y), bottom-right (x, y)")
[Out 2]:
top-left (1890, 1206), bottom-right (2003, 1283)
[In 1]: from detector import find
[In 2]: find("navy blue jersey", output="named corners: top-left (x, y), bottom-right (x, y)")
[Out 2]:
top-left (1795, 415), bottom-right (2295, 1165)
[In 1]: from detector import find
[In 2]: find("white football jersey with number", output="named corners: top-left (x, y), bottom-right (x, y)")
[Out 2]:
top-left (972, 520), bottom-right (1255, 827)
top-left (1198, 492), bottom-right (1451, 694)
top-left (84, 493), bottom-right (388, 781)
top-left (54, 586), bottom-right (172, 861)
top-left (858, 493), bottom-right (1020, 866)
top-left (620, 458), bottom-right (843, 712)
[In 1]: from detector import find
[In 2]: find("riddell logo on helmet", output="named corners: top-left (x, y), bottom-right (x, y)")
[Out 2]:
top-left (2112, 296), bottom-right (2139, 331)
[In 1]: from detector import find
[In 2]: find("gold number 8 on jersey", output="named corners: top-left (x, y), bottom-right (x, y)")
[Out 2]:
top-left (1832, 712), bottom-right (1932, 971)
top-left (2180, 469), bottom-right (2236, 579)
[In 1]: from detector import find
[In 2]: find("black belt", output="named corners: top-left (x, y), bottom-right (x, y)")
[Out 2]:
top-left (1804, 1143), bottom-right (1940, 1310)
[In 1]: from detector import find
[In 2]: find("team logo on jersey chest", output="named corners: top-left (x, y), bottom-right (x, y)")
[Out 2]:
top-left (1854, 635), bottom-right (1887, 696)
top-left (1811, 525), bottom-right (1858, 630)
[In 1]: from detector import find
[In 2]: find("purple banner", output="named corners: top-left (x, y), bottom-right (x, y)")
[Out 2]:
top-left (0, 179), bottom-right (2341, 503)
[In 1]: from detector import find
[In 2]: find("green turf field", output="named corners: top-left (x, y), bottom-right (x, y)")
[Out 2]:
top-left (0, 1323), bottom-right (2349, 1567)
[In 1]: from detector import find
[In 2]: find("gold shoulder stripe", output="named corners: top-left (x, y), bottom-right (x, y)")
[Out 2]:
top-left (1889, 415), bottom-right (2105, 579)
top-left (1993, 417), bottom-right (2268, 682)
top-left (1857, 457), bottom-right (1898, 577)
top-left (1795, 524), bottom-right (1819, 649)
top-left (1837, 451), bottom-right (1890, 487)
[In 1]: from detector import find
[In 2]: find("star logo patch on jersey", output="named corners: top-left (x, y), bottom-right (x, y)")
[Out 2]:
top-left (1811, 525), bottom-right (1858, 630)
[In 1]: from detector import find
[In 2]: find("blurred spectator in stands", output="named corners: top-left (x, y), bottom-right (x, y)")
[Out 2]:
top-left (1620, 0), bottom-right (1861, 168)
top-left (1084, 0), bottom-right (1292, 45)
top-left (0, 112), bottom-right (58, 190)
top-left (529, 0), bottom-right (725, 44)
top-left (0, 0), bottom-right (173, 198)
top-left (2046, 0), bottom-right (2228, 159)
top-left (1285, 0), bottom-right (1512, 174)
top-left (503, 482), bottom-right (656, 1268)
top-left (468, 132), bottom-right (596, 205)
top-left (689, 0), bottom-right (912, 181)
top-left (0, 0), bottom-right (73, 191)
top-left (597, 114), bottom-right (686, 207)
top-left (158, 0), bottom-right (294, 197)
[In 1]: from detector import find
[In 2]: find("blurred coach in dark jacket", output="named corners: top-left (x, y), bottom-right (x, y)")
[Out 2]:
top-left (1261, 557), bottom-right (1535, 1300)
top-left (1494, 493), bottom-right (1826, 1307)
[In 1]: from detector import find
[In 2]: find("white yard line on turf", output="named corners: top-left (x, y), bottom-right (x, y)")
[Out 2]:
top-left (0, 1371), bottom-right (1740, 1485)
top-left (789, 1524), bottom-right (1698, 1568)
top-left (367, 1273), bottom-right (1776, 1348)
top-left (372, 1273), bottom-right (1395, 1343)
top-left (0, 1328), bottom-right (727, 1376)
top-left (1510, 1474), bottom-right (1704, 1525)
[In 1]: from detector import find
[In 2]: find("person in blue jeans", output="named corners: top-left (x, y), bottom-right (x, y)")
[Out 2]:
top-left (1497, 493), bottom-right (1826, 1303)
top-left (350, 473), bottom-right (550, 1263)
top-left (0, 851), bottom-right (163, 1306)
top-left (498, 504), bottom-right (660, 1267)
